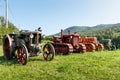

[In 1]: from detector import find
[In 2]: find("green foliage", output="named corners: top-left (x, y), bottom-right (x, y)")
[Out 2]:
top-left (0, 45), bottom-right (120, 80)
top-left (112, 36), bottom-right (120, 49)
top-left (0, 16), bottom-right (19, 45)
top-left (0, 16), bottom-right (5, 26)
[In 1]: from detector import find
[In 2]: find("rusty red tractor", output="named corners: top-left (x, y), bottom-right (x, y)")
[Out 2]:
top-left (51, 29), bottom-right (104, 54)
top-left (79, 37), bottom-right (104, 52)
top-left (51, 30), bottom-right (86, 54)
top-left (3, 28), bottom-right (55, 65)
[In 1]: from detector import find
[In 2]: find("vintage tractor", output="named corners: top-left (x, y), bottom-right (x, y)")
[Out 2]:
top-left (100, 39), bottom-right (116, 50)
top-left (3, 28), bottom-right (55, 65)
top-left (79, 37), bottom-right (104, 52)
top-left (51, 30), bottom-right (86, 54)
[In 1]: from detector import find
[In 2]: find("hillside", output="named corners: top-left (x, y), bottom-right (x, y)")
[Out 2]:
top-left (55, 23), bottom-right (120, 37)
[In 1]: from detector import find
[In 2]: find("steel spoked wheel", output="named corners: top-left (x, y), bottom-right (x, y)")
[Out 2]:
top-left (3, 35), bottom-right (12, 60)
top-left (17, 44), bottom-right (28, 65)
top-left (43, 43), bottom-right (55, 61)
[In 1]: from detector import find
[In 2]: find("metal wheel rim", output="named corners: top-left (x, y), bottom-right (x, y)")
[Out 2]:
top-left (17, 45), bottom-right (27, 65)
top-left (43, 44), bottom-right (54, 61)
top-left (3, 36), bottom-right (11, 59)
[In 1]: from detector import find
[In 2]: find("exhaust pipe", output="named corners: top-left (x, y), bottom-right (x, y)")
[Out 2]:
top-left (68, 30), bottom-right (70, 35)
top-left (61, 29), bottom-right (63, 37)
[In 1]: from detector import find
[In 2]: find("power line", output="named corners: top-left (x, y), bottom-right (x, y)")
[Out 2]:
top-left (0, 0), bottom-right (1, 7)
top-left (0, 0), bottom-right (21, 29)
top-left (8, 3), bottom-right (17, 23)
top-left (8, 1), bottom-right (21, 29)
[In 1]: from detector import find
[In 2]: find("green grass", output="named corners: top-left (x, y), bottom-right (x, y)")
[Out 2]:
top-left (0, 46), bottom-right (120, 80)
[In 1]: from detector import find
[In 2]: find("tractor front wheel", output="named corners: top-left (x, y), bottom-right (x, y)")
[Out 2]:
top-left (43, 43), bottom-right (55, 61)
top-left (17, 44), bottom-right (28, 65)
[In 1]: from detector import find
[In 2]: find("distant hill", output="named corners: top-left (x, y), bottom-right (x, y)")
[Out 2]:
top-left (54, 23), bottom-right (120, 38)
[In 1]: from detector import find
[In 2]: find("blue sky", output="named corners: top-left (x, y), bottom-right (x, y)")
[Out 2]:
top-left (0, 0), bottom-right (120, 35)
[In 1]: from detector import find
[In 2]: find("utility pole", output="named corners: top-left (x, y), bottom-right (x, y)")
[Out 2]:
top-left (6, 0), bottom-right (8, 28)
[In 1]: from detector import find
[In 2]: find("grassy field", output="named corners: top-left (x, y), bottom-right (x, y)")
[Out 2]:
top-left (0, 46), bottom-right (120, 80)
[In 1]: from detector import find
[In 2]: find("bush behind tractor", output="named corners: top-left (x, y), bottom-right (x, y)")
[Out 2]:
top-left (3, 28), bottom-right (55, 65)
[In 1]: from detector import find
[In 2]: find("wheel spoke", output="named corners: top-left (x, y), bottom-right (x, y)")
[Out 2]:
top-left (47, 54), bottom-right (52, 60)
top-left (17, 44), bottom-right (28, 65)
top-left (43, 43), bottom-right (55, 61)
top-left (21, 47), bottom-right (24, 55)
top-left (43, 52), bottom-right (48, 60)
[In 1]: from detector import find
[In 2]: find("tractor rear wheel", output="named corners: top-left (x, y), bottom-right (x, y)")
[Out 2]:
top-left (17, 44), bottom-right (28, 65)
top-left (43, 43), bottom-right (55, 61)
top-left (3, 35), bottom-right (12, 60)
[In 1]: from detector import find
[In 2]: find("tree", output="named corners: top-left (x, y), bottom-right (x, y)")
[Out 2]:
top-left (0, 16), bottom-right (5, 26)
top-left (0, 16), bottom-right (19, 44)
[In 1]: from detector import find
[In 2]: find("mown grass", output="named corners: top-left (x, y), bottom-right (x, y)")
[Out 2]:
top-left (0, 46), bottom-right (120, 80)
